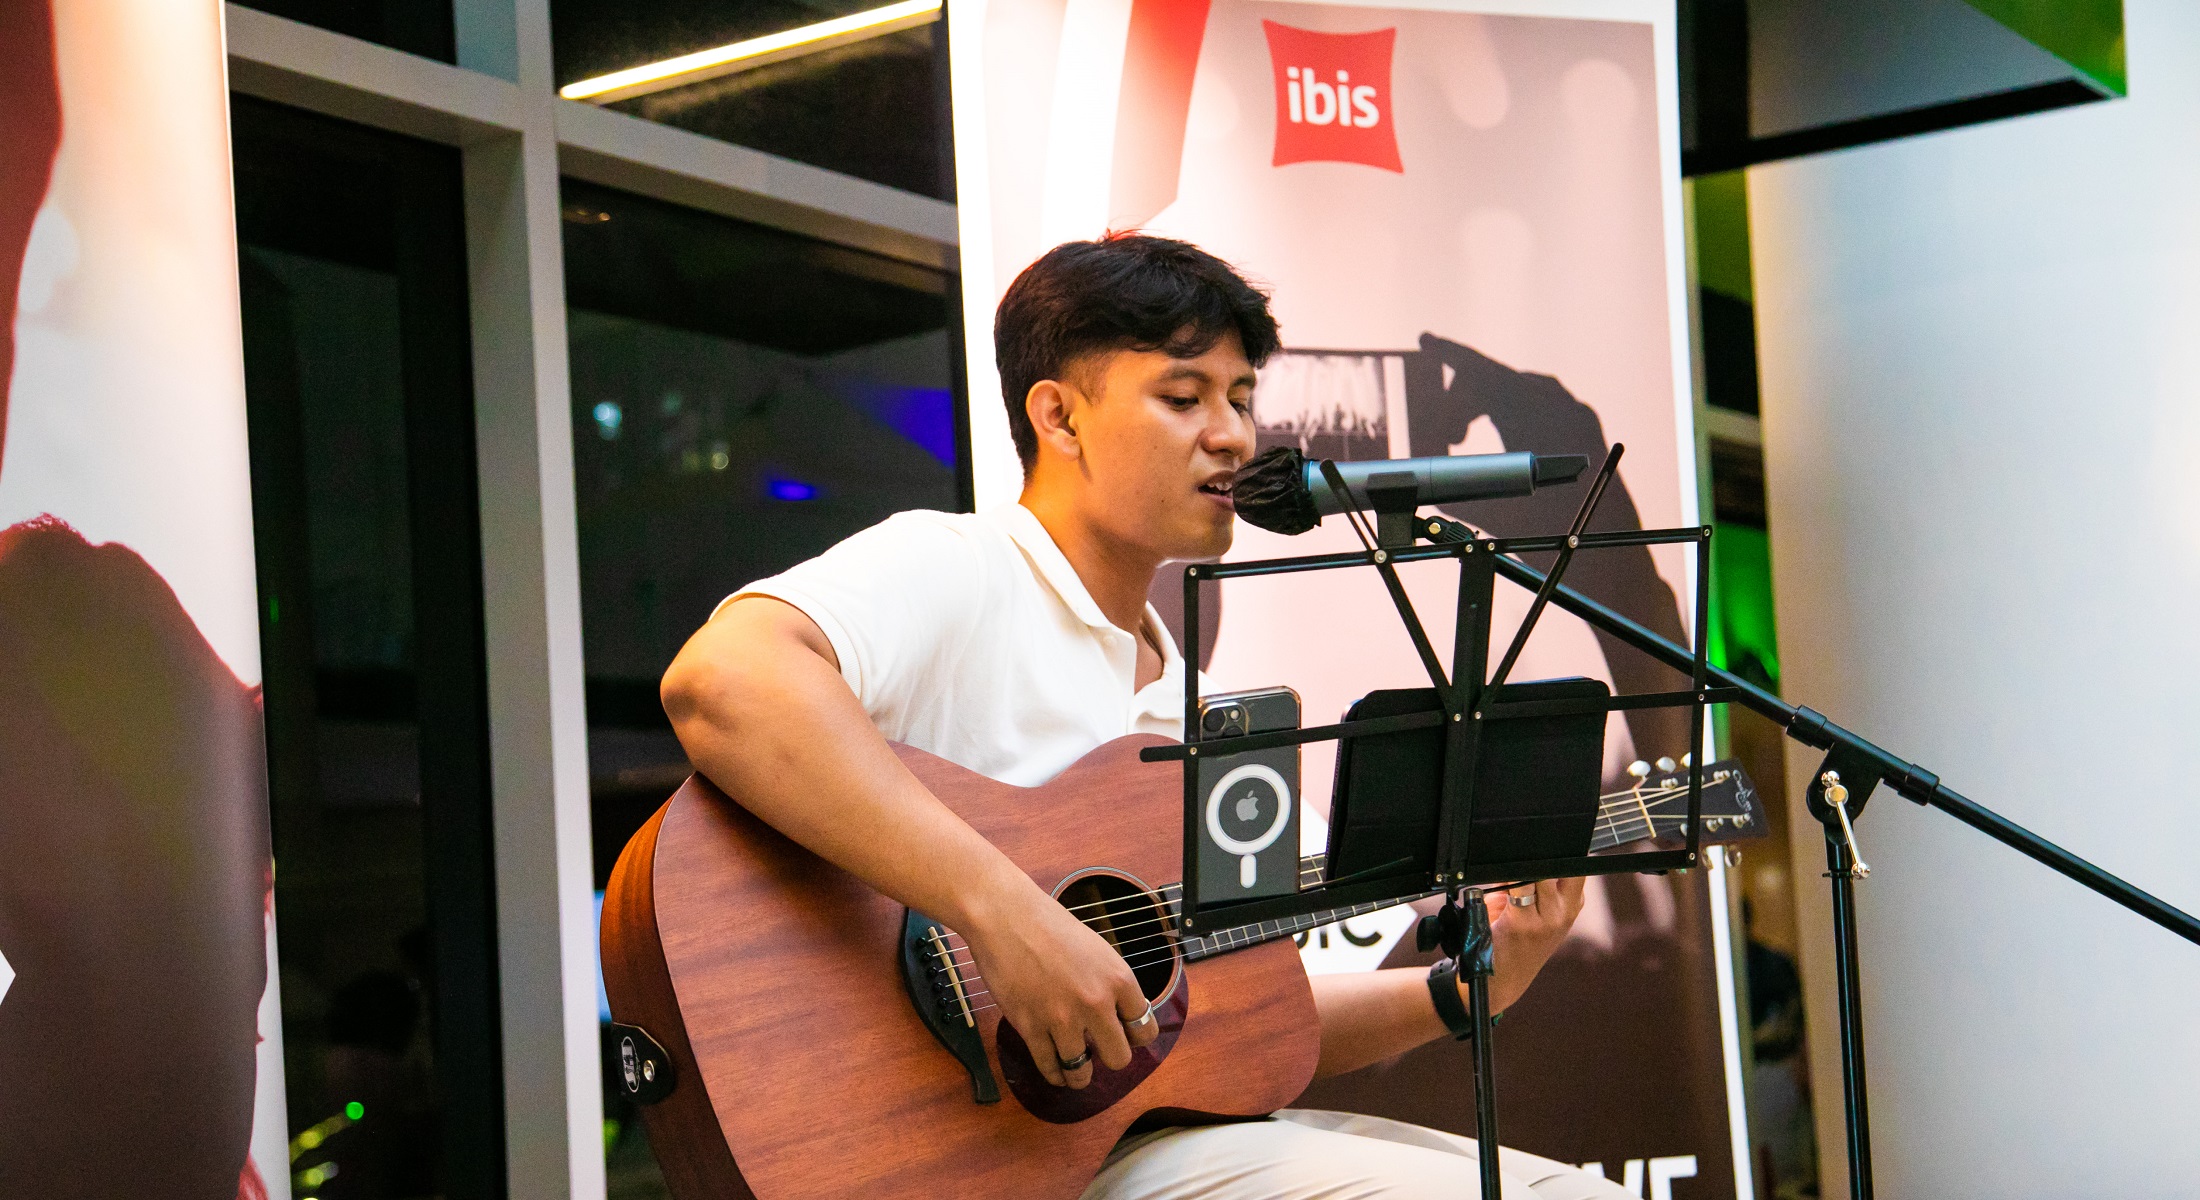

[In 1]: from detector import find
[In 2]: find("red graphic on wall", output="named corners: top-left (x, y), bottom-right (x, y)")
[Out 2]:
top-left (1262, 21), bottom-right (1402, 173)
top-left (0, 0), bottom-right (62, 463)
top-left (1108, 0), bottom-right (1215, 229)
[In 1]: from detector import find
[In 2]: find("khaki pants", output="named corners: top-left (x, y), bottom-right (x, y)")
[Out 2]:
top-left (1085, 1110), bottom-right (1638, 1200)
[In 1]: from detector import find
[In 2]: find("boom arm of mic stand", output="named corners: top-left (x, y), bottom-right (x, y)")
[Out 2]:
top-left (1417, 513), bottom-right (2200, 947)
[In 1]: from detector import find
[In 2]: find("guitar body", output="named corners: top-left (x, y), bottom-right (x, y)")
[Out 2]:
top-left (601, 735), bottom-right (1320, 1200)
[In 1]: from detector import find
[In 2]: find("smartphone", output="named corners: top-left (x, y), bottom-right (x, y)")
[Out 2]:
top-left (1192, 687), bottom-right (1302, 905)
top-left (1195, 687), bottom-right (1302, 742)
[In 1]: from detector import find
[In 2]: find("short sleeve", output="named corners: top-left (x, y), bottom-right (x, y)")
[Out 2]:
top-left (722, 510), bottom-right (988, 715)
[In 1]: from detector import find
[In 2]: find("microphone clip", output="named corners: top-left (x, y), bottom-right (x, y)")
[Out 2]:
top-left (1360, 470), bottom-right (1424, 548)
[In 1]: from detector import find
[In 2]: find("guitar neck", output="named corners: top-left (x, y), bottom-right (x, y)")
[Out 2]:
top-left (1163, 766), bottom-right (1750, 959)
top-left (1161, 857), bottom-right (1410, 962)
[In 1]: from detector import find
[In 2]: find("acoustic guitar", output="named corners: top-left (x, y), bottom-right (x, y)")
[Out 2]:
top-left (599, 737), bottom-right (1761, 1200)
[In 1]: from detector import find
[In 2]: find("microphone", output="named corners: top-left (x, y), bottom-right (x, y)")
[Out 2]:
top-left (1231, 446), bottom-right (1587, 535)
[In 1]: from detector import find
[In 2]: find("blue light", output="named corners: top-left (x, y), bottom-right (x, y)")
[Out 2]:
top-left (848, 386), bottom-right (956, 466)
top-left (767, 477), bottom-right (820, 502)
top-left (594, 891), bottom-right (611, 1023)
top-left (592, 401), bottom-right (623, 439)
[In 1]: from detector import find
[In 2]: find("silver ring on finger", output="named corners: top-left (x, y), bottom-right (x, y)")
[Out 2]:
top-left (1511, 890), bottom-right (1536, 908)
top-left (1126, 1002), bottom-right (1156, 1030)
top-left (1057, 1049), bottom-right (1092, 1071)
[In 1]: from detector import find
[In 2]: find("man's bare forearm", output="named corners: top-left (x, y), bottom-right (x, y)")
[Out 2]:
top-left (661, 596), bottom-right (1159, 1090)
top-left (1309, 878), bottom-right (1586, 1078)
top-left (660, 596), bottom-right (1038, 932)
top-left (1308, 969), bottom-right (1456, 1078)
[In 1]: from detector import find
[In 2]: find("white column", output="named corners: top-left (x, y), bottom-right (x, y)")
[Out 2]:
top-left (457, 1), bottom-right (607, 1197)
top-left (1749, 0), bottom-right (2200, 1192)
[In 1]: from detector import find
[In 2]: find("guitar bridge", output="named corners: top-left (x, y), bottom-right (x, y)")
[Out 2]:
top-left (900, 910), bottom-right (1000, 1104)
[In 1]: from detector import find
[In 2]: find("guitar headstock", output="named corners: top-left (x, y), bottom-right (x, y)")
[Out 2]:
top-left (1592, 754), bottom-right (1766, 853)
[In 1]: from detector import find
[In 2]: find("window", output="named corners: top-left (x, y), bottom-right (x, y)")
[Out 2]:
top-left (233, 96), bottom-right (503, 1200)
top-left (238, 0), bottom-right (456, 62)
top-left (561, 178), bottom-right (963, 1194)
top-left (551, 0), bottom-right (952, 200)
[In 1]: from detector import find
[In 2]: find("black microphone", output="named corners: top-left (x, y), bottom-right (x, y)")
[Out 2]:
top-left (1231, 446), bottom-right (1587, 535)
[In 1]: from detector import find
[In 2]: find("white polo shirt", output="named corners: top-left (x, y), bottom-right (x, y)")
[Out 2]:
top-left (727, 503), bottom-right (1189, 786)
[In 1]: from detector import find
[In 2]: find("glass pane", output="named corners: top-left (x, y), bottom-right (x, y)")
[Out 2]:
top-left (563, 178), bottom-right (961, 1197)
top-left (233, 95), bottom-right (503, 1200)
top-left (551, 0), bottom-right (950, 200)
top-left (238, 0), bottom-right (456, 63)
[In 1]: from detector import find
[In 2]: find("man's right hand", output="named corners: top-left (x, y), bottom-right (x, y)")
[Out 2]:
top-left (957, 867), bottom-right (1161, 1089)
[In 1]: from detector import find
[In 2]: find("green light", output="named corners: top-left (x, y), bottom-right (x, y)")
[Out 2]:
top-left (345, 1101), bottom-right (365, 1121)
top-left (1960, 0), bottom-right (2125, 96)
top-left (1708, 523), bottom-right (1781, 689)
top-left (1691, 171), bottom-right (1753, 305)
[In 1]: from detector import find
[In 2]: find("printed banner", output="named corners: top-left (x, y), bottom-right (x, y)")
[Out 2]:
top-left (0, 2), bottom-right (287, 1197)
top-left (950, 0), bottom-right (1748, 1193)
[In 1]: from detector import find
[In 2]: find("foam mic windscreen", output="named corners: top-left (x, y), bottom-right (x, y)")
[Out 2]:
top-left (1231, 446), bottom-right (1324, 535)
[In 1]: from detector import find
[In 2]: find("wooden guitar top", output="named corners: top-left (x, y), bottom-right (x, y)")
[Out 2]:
top-left (600, 735), bottom-right (1320, 1200)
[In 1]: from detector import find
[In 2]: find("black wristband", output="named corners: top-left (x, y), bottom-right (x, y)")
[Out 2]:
top-left (1427, 958), bottom-right (1503, 1041)
top-left (1426, 958), bottom-right (1476, 1041)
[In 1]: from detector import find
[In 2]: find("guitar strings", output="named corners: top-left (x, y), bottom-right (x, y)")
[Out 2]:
top-left (922, 781), bottom-right (1739, 987)
top-left (1033, 774), bottom-right (1728, 924)
top-left (924, 879), bottom-right (1535, 982)
top-left (1039, 860), bottom-right (1326, 923)
top-left (925, 783), bottom-right (1726, 976)
top-left (1591, 788), bottom-right (1720, 844)
top-left (920, 789), bottom-right (1750, 1021)
top-left (929, 781), bottom-right (1737, 1000)
top-left (929, 891), bottom-right (1489, 981)
top-left (929, 867), bottom-right (1561, 1001)
top-left (930, 783), bottom-right (1736, 977)
top-left (1026, 779), bottom-right (1718, 928)
top-left (934, 892), bottom-right (1470, 1010)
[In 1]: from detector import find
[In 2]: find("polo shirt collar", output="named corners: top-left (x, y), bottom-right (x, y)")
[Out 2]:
top-left (995, 502), bottom-right (1117, 630)
top-left (993, 503), bottom-right (1185, 671)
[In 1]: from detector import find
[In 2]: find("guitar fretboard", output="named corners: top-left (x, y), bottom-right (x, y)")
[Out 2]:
top-left (1157, 766), bottom-right (1748, 959)
top-left (1155, 858), bottom-right (1392, 961)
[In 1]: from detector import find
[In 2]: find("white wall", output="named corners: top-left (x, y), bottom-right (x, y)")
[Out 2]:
top-left (1747, 2), bottom-right (2200, 1195)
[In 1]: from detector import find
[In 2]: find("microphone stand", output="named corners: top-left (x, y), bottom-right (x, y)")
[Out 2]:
top-left (1412, 510), bottom-right (2200, 1200)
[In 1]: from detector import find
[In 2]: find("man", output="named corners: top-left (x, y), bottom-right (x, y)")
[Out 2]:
top-left (663, 233), bottom-right (1628, 1199)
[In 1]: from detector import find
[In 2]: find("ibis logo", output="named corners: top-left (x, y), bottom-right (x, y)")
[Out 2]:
top-left (1263, 21), bottom-right (1402, 173)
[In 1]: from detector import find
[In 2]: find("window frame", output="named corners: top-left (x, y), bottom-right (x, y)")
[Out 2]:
top-left (223, 5), bottom-right (966, 1196)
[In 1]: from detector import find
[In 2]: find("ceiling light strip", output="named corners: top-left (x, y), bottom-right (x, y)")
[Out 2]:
top-left (560, 0), bottom-right (945, 104)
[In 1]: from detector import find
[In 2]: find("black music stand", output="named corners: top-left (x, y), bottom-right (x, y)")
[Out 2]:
top-left (1142, 447), bottom-right (1729, 1200)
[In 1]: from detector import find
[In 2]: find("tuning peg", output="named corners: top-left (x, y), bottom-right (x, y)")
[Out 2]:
top-left (1681, 753), bottom-right (1693, 768)
top-left (1655, 756), bottom-right (1678, 773)
top-left (1628, 760), bottom-right (1651, 779)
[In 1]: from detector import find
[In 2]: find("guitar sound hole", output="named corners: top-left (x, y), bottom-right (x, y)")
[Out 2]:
top-left (996, 868), bottom-right (1189, 1122)
top-left (1053, 871), bottom-right (1179, 1008)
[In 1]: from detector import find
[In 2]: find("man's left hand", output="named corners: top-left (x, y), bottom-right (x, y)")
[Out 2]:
top-left (1481, 877), bottom-right (1587, 1014)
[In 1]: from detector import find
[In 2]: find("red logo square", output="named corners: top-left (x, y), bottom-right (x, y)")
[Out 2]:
top-left (1263, 21), bottom-right (1402, 173)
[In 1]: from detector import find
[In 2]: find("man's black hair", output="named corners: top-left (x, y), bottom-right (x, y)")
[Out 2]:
top-left (994, 233), bottom-right (1281, 472)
